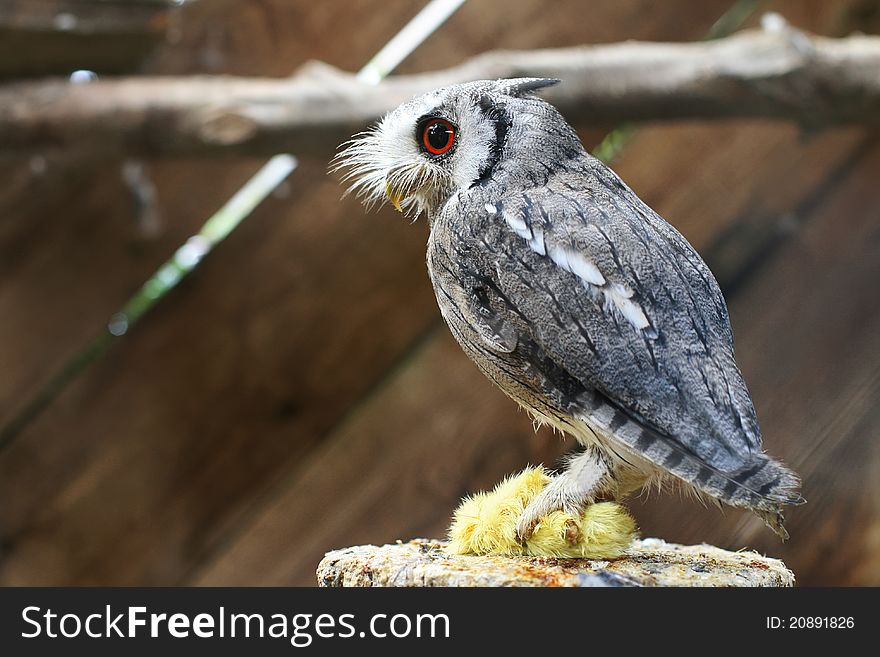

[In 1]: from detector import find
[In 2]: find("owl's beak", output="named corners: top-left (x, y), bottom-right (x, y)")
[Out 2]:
top-left (384, 180), bottom-right (406, 213)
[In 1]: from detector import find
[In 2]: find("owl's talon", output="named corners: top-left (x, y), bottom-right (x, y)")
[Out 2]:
top-left (515, 515), bottom-right (539, 543)
top-left (517, 511), bottom-right (580, 545)
top-left (564, 519), bottom-right (581, 546)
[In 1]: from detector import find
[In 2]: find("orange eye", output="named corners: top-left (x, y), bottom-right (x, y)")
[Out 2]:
top-left (421, 118), bottom-right (456, 156)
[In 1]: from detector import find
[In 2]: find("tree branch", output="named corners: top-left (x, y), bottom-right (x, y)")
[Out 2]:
top-left (2, 27), bottom-right (879, 160)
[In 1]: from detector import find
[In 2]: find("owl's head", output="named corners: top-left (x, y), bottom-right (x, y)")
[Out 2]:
top-left (334, 78), bottom-right (577, 218)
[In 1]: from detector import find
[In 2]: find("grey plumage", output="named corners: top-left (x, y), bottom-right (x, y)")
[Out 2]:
top-left (335, 78), bottom-right (803, 539)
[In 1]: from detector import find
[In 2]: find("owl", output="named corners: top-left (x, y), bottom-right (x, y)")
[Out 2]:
top-left (335, 78), bottom-right (803, 541)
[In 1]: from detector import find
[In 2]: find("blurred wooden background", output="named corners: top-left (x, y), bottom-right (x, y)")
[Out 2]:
top-left (1, 0), bottom-right (878, 586)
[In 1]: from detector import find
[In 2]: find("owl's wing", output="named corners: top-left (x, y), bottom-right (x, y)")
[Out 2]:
top-left (472, 161), bottom-right (764, 473)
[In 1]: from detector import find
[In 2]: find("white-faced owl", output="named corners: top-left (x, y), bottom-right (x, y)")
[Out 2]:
top-left (335, 78), bottom-right (803, 540)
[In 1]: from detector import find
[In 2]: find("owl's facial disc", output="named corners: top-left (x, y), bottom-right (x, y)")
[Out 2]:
top-left (382, 115), bottom-right (457, 212)
top-left (333, 104), bottom-right (462, 217)
top-left (333, 83), bottom-right (491, 217)
top-left (334, 78), bottom-right (559, 217)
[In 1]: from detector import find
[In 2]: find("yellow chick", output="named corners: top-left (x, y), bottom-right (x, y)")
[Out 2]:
top-left (447, 466), bottom-right (637, 559)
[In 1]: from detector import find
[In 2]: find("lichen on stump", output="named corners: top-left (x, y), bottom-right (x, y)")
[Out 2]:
top-left (317, 538), bottom-right (794, 587)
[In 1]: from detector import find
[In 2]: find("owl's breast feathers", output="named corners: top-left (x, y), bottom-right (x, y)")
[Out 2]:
top-left (427, 154), bottom-right (801, 534)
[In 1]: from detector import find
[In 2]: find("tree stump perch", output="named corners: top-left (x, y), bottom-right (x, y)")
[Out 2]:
top-left (317, 538), bottom-right (794, 587)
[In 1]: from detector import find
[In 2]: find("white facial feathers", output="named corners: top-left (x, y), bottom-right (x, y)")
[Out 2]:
top-left (332, 86), bottom-right (497, 217)
top-left (332, 113), bottom-right (442, 216)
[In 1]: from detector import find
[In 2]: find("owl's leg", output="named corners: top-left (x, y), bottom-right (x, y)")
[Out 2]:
top-left (515, 446), bottom-right (615, 542)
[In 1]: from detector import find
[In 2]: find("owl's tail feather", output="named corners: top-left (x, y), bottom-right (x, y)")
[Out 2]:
top-left (696, 453), bottom-right (804, 540)
top-left (580, 396), bottom-right (804, 539)
top-left (658, 446), bottom-right (803, 540)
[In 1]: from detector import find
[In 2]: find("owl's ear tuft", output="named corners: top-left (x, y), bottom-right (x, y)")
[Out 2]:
top-left (495, 78), bottom-right (560, 98)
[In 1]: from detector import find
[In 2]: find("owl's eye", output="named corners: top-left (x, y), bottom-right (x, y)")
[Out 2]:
top-left (420, 118), bottom-right (456, 156)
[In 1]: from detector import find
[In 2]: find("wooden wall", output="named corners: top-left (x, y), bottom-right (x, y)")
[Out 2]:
top-left (1, 0), bottom-right (878, 586)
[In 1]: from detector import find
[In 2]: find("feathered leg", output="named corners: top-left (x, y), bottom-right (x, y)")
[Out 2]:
top-left (515, 446), bottom-right (616, 542)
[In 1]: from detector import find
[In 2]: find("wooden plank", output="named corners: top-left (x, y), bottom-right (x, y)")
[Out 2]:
top-left (0, 159), bottom-right (249, 430)
top-left (0, 0), bottom-right (179, 32)
top-left (0, 0), bottom-right (736, 585)
top-left (146, 0), bottom-right (431, 77)
top-left (193, 330), bottom-right (571, 586)
top-left (611, 122), bottom-right (867, 281)
top-left (0, 0), bottom-right (179, 79)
